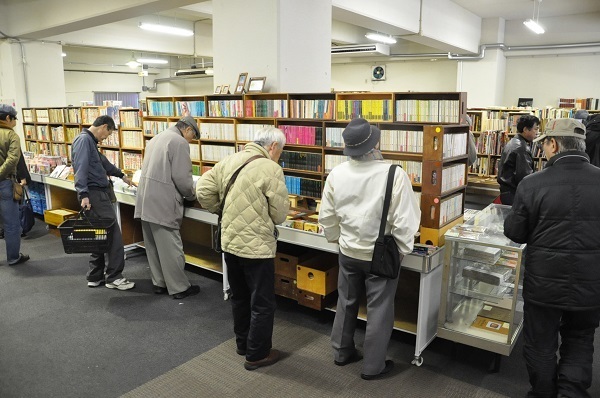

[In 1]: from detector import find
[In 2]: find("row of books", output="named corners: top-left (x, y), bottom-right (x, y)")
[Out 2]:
top-left (336, 99), bottom-right (393, 121)
top-left (48, 108), bottom-right (65, 124)
top-left (122, 152), bottom-right (143, 170)
top-left (474, 131), bottom-right (509, 155)
top-left (289, 99), bottom-right (335, 119)
top-left (51, 143), bottom-right (67, 158)
top-left (35, 109), bottom-right (50, 123)
top-left (439, 192), bottom-right (464, 225)
top-left (396, 100), bottom-right (460, 123)
top-left (175, 101), bottom-right (206, 117)
top-left (380, 129), bottom-right (424, 153)
top-left (200, 144), bottom-right (235, 162)
top-left (51, 126), bottom-right (65, 142)
top-left (103, 131), bottom-right (120, 147)
top-left (284, 176), bottom-right (323, 198)
top-left (279, 151), bottom-right (322, 172)
top-left (102, 149), bottom-right (120, 169)
top-left (469, 156), bottom-right (499, 176)
top-left (199, 123), bottom-right (235, 141)
top-left (244, 100), bottom-right (288, 118)
top-left (189, 144), bottom-right (200, 161)
top-left (236, 124), bottom-right (272, 142)
top-left (120, 110), bottom-right (142, 128)
top-left (147, 100), bottom-right (174, 116)
top-left (279, 125), bottom-right (323, 146)
top-left (82, 107), bottom-right (107, 124)
top-left (441, 164), bottom-right (467, 193)
top-left (207, 100), bottom-right (245, 118)
top-left (36, 126), bottom-right (50, 141)
top-left (121, 130), bottom-right (144, 148)
top-left (442, 133), bottom-right (468, 159)
top-left (143, 120), bottom-right (172, 136)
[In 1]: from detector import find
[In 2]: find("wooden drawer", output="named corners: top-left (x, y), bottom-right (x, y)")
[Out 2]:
top-left (274, 274), bottom-right (297, 300)
top-left (296, 253), bottom-right (339, 296)
top-left (297, 289), bottom-right (336, 311)
top-left (275, 242), bottom-right (317, 279)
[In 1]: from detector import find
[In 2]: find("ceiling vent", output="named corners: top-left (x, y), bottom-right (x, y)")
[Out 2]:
top-left (174, 69), bottom-right (211, 77)
top-left (331, 43), bottom-right (390, 57)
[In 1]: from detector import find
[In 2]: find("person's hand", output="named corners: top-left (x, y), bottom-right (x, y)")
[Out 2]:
top-left (81, 197), bottom-right (91, 211)
top-left (122, 175), bottom-right (132, 186)
top-left (20, 178), bottom-right (27, 186)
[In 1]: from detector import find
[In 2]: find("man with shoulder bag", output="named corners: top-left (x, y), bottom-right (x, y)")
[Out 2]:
top-left (0, 104), bottom-right (29, 265)
top-left (319, 118), bottom-right (421, 380)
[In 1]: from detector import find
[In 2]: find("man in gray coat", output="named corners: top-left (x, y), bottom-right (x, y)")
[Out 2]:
top-left (134, 116), bottom-right (200, 299)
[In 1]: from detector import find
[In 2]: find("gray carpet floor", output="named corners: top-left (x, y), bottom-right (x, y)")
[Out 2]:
top-left (0, 220), bottom-right (599, 397)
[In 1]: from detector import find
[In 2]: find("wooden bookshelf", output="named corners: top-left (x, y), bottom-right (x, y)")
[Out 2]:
top-left (394, 92), bottom-right (467, 124)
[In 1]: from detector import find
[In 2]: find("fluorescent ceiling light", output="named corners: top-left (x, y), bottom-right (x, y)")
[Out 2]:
top-left (204, 68), bottom-right (214, 75)
top-left (365, 32), bottom-right (397, 45)
top-left (126, 60), bottom-right (141, 68)
top-left (137, 58), bottom-right (168, 65)
top-left (61, 52), bottom-right (66, 57)
top-left (139, 22), bottom-right (193, 37)
top-left (523, 19), bottom-right (545, 34)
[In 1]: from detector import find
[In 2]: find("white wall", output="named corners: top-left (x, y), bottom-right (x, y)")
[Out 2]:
top-left (331, 60), bottom-right (458, 92)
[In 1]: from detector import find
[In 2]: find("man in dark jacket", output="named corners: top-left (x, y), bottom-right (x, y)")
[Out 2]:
top-left (496, 114), bottom-right (540, 205)
top-left (584, 113), bottom-right (600, 167)
top-left (504, 118), bottom-right (600, 398)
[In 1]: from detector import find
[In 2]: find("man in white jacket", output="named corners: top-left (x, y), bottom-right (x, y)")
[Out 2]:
top-left (319, 118), bottom-right (421, 380)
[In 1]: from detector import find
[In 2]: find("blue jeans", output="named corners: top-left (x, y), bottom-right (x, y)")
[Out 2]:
top-left (0, 179), bottom-right (21, 263)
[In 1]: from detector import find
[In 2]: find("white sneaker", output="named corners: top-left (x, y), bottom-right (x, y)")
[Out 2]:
top-left (87, 280), bottom-right (104, 288)
top-left (105, 278), bottom-right (135, 290)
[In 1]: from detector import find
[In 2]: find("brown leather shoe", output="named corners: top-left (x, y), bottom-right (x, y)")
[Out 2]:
top-left (244, 349), bottom-right (280, 371)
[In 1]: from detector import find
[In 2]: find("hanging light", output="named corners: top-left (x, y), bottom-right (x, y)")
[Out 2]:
top-left (524, 0), bottom-right (545, 34)
top-left (126, 52), bottom-right (141, 68)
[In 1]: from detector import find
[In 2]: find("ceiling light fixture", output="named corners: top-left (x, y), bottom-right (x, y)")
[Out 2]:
top-left (139, 22), bottom-right (193, 37)
top-left (204, 68), bottom-right (214, 75)
top-left (523, 0), bottom-right (545, 34)
top-left (61, 52), bottom-right (66, 57)
top-left (126, 52), bottom-right (141, 68)
top-left (365, 32), bottom-right (397, 45)
top-left (137, 58), bottom-right (168, 65)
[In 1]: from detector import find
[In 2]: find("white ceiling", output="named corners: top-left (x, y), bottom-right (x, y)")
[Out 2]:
top-left (452, 0), bottom-right (600, 20)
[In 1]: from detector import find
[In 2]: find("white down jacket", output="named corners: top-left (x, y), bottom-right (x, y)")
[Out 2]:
top-left (197, 143), bottom-right (289, 258)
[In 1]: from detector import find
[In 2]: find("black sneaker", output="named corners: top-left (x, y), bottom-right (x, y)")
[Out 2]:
top-left (172, 285), bottom-right (200, 299)
top-left (153, 285), bottom-right (168, 295)
top-left (9, 253), bottom-right (29, 266)
top-left (361, 360), bottom-right (394, 380)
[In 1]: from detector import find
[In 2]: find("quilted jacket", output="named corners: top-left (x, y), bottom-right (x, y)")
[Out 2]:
top-left (496, 134), bottom-right (534, 205)
top-left (197, 143), bottom-right (289, 258)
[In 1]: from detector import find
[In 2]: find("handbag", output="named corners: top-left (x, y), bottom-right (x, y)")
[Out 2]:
top-left (19, 188), bottom-right (35, 234)
top-left (371, 165), bottom-right (403, 279)
top-left (13, 179), bottom-right (24, 202)
top-left (213, 155), bottom-right (263, 253)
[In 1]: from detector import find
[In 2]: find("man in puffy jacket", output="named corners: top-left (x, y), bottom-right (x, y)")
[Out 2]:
top-left (197, 126), bottom-right (289, 371)
top-left (496, 114), bottom-right (540, 205)
top-left (584, 113), bottom-right (600, 167)
top-left (504, 118), bottom-right (600, 398)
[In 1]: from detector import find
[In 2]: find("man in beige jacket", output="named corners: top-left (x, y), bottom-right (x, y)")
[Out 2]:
top-left (197, 126), bottom-right (289, 371)
top-left (134, 116), bottom-right (199, 299)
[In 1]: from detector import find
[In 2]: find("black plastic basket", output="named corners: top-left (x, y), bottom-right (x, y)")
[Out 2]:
top-left (58, 210), bottom-right (115, 254)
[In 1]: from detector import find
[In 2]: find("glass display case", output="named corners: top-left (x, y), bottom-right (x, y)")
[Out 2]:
top-left (437, 204), bottom-right (525, 356)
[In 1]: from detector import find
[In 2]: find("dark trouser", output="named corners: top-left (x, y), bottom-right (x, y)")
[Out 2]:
top-left (523, 301), bottom-right (600, 398)
top-left (224, 252), bottom-right (276, 362)
top-left (86, 189), bottom-right (125, 283)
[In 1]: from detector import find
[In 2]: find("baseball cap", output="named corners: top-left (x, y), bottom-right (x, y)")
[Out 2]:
top-left (533, 118), bottom-right (586, 143)
top-left (179, 116), bottom-right (200, 139)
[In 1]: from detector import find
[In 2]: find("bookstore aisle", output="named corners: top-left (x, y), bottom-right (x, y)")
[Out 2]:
top-left (2, 222), bottom-right (600, 397)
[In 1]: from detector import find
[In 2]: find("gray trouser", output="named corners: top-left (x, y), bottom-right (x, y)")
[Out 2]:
top-left (331, 252), bottom-right (400, 375)
top-left (141, 220), bottom-right (190, 295)
top-left (86, 189), bottom-right (125, 283)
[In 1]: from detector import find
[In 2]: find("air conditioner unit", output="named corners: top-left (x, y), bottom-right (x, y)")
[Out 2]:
top-left (331, 43), bottom-right (390, 57)
top-left (174, 69), bottom-right (211, 77)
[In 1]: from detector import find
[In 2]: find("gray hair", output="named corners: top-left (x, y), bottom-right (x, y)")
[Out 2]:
top-left (554, 136), bottom-right (586, 154)
top-left (254, 126), bottom-right (286, 149)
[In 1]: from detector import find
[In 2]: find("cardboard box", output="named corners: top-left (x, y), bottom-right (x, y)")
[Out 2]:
top-left (274, 274), bottom-right (297, 300)
top-left (275, 242), bottom-right (317, 279)
top-left (44, 208), bottom-right (79, 227)
top-left (296, 253), bottom-right (339, 296)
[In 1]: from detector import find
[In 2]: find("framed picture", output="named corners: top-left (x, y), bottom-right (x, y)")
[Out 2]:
top-left (234, 73), bottom-right (248, 94)
top-left (214, 85), bottom-right (222, 94)
top-left (247, 76), bottom-right (266, 93)
top-left (221, 85), bottom-right (230, 94)
top-left (518, 97), bottom-right (533, 107)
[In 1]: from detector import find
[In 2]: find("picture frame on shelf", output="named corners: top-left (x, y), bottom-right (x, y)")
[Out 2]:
top-left (221, 85), bottom-right (230, 95)
top-left (247, 76), bottom-right (266, 93)
top-left (518, 97), bottom-right (533, 107)
top-left (234, 73), bottom-right (248, 94)
top-left (214, 86), bottom-right (222, 94)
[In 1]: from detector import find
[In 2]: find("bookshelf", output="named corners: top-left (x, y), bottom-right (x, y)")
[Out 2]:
top-left (395, 92), bottom-right (467, 124)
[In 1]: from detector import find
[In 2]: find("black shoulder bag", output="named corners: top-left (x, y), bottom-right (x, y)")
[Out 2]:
top-left (213, 155), bottom-right (263, 253)
top-left (371, 165), bottom-right (403, 279)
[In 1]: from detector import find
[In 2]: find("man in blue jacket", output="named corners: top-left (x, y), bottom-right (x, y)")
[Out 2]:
top-left (504, 118), bottom-right (600, 398)
top-left (72, 115), bottom-right (134, 290)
